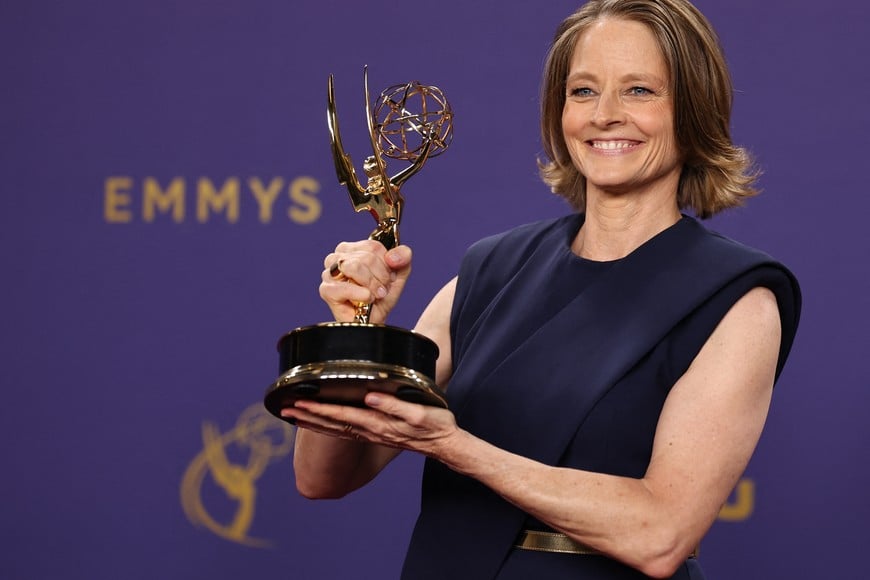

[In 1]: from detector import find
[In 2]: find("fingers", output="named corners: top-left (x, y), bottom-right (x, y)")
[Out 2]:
top-left (363, 391), bottom-right (425, 425)
top-left (319, 241), bottom-right (413, 323)
top-left (281, 405), bottom-right (368, 442)
top-left (327, 260), bottom-right (343, 279)
top-left (286, 394), bottom-right (458, 456)
top-left (320, 267), bottom-right (375, 306)
top-left (325, 241), bottom-right (412, 282)
top-left (325, 241), bottom-right (391, 290)
top-left (384, 245), bottom-right (412, 271)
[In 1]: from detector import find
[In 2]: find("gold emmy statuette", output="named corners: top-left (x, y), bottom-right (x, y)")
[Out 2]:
top-left (264, 67), bottom-right (453, 420)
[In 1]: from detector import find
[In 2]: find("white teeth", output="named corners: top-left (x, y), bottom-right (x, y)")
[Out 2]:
top-left (591, 141), bottom-right (634, 150)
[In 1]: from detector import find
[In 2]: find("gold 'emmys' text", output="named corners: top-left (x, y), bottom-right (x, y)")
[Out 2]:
top-left (104, 176), bottom-right (321, 224)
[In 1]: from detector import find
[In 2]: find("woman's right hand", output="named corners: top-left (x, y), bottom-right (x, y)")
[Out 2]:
top-left (319, 240), bottom-right (412, 324)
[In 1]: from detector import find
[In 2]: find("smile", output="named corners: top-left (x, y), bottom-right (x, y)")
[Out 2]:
top-left (589, 140), bottom-right (640, 150)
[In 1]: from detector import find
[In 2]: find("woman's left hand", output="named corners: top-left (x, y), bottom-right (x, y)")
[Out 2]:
top-left (281, 391), bottom-right (460, 458)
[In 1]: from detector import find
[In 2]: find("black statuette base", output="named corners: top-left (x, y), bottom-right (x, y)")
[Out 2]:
top-left (263, 322), bottom-right (446, 421)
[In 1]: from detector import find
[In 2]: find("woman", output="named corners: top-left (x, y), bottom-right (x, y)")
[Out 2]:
top-left (281, 1), bottom-right (801, 578)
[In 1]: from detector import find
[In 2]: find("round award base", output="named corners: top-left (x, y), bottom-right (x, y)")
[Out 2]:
top-left (263, 322), bottom-right (447, 421)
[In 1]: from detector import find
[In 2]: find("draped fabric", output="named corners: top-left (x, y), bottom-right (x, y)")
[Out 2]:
top-left (401, 214), bottom-right (801, 579)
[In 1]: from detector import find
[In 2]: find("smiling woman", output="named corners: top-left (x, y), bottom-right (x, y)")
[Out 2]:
top-left (282, 1), bottom-right (801, 579)
top-left (561, 18), bottom-right (681, 232)
top-left (540, 0), bottom-right (758, 219)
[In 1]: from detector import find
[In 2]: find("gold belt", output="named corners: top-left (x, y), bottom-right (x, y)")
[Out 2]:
top-left (514, 530), bottom-right (698, 559)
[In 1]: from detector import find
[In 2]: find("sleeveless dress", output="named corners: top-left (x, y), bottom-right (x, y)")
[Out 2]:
top-left (401, 214), bottom-right (801, 579)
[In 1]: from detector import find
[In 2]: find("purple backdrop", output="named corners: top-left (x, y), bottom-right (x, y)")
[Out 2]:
top-left (2, 0), bottom-right (868, 578)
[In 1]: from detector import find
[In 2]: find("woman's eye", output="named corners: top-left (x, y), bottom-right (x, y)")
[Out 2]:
top-left (569, 87), bottom-right (594, 97)
top-left (628, 86), bottom-right (653, 96)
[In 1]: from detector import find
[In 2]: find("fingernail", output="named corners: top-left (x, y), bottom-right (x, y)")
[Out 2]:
top-left (390, 271), bottom-right (397, 282)
top-left (366, 393), bottom-right (382, 407)
top-left (376, 286), bottom-right (387, 298)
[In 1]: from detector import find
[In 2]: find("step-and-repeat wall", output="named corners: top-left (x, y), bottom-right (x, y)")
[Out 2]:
top-left (2, 1), bottom-right (866, 578)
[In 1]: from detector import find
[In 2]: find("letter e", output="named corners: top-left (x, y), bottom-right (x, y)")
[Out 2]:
top-left (105, 177), bottom-right (133, 223)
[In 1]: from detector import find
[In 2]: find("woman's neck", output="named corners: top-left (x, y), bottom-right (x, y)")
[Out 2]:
top-left (572, 193), bottom-right (681, 261)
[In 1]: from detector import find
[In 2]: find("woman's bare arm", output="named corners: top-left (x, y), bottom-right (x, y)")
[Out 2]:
top-left (425, 286), bottom-right (782, 577)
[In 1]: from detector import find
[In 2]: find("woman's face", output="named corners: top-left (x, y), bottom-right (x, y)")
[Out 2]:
top-left (562, 18), bottom-right (682, 201)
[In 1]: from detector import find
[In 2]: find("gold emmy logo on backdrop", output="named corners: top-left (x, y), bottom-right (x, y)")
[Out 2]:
top-left (718, 478), bottom-right (755, 522)
top-left (180, 403), bottom-right (295, 547)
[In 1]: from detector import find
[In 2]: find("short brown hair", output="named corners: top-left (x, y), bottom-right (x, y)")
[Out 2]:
top-left (539, 0), bottom-right (758, 218)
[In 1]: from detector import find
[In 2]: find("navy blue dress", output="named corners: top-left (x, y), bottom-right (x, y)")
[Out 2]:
top-left (401, 214), bottom-right (801, 579)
